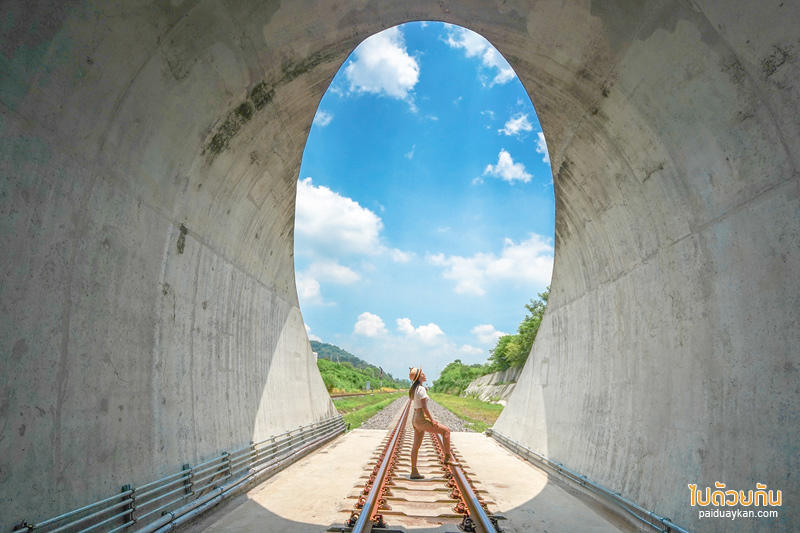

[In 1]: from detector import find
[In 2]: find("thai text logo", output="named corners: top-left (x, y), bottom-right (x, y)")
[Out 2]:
top-left (688, 482), bottom-right (782, 507)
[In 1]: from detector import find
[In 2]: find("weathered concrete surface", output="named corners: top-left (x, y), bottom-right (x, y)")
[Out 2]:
top-left (463, 366), bottom-right (522, 404)
top-left (0, 1), bottom-right (798, 532)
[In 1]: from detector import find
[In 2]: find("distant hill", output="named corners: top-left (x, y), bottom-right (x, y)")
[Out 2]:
top-left (311, 340), bottom-right (410, 390)
top-left (311, 341), bottom-right (371, 368)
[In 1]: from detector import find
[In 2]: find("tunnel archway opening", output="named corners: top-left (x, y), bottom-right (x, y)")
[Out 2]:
top-left (294, 22), bottom-right (555, 384)
top-left (1, 2), bottom-right (796, 532)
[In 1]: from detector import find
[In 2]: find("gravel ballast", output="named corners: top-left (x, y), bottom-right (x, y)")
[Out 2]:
top-left (358, 395), bottom-right (475, 432)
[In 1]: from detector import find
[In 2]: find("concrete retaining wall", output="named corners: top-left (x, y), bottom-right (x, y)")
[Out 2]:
top-left (1, 1), bottom-right (797, 531)
top-left (464, 367), bottom-right (522, 405)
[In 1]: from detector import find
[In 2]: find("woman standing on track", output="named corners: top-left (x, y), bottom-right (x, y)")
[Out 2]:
top-left (408, 367), bottom-right (457, 480)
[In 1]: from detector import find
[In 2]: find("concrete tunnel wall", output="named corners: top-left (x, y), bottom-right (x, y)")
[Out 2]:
top-left (0, 1), bottom-right (797, 531)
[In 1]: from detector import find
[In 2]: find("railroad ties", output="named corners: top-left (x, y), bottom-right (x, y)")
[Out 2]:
top-left (330, 399), bottom-right (504, 533)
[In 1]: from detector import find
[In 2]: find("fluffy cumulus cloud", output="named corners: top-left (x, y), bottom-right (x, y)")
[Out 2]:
top-left (396, 318), bottom-right (445, 345)
top-left (295, 178), bottom-right (414, 306)
top-left (295, 177), bottom-right (383, 256)
top-left (345, 27), bottom-right (420, 101)
top-left (308, 260), bottom-right (361, 284)
top-left (484, 149), bottom-right (532, 184)
top-left (536, 131), bottom-right (550, 164)
top-left (499, 113), bottom-right (533, 137)
top-left (304, 323), bottom-right (322, 342)
top-left (313, 110), bottom-right (333, 127)
top-left (354, 312), bottom-right (388, 337)
top-left (296, 271), bottom-right (323, 304)
top-left (427, 234), bottom-right (554, 296)
top-left (471, 324), bottom-right (507, 345)
top-left (444, 26), bottom-right (515, 86)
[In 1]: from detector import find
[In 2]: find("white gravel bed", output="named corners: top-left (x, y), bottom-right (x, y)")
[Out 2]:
top-left (358, 395), bottom-right (475, 432)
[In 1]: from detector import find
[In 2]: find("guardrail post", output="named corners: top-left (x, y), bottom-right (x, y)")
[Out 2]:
top-left (220, 451), bottom-right (230, 480)
top-left (123, 484), bottom-right (136, 525)
top-left (182, 463), bottom-right (193, 495)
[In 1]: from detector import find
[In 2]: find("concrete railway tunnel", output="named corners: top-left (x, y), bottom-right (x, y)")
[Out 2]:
top-left (1, 1), bottom-right (797, 532)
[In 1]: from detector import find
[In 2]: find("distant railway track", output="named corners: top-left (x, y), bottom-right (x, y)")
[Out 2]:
top-left (330, 399), bottom-right (503, 533)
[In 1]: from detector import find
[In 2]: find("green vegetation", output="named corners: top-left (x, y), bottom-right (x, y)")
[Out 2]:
top-left (333, 392), bottom-right (405, 430)
top-left (430, 287), bottom-right (549, 396)
top-left (487, 286), bottom-right (549, 372)
top-left (430, 360), bottom-right (489, 395)
top-left (314, 341), bottom-right (409, 392)
top-left (311, 341), bottom-right (411, 392)
top-left (429, 393), bottom-right (505, 433)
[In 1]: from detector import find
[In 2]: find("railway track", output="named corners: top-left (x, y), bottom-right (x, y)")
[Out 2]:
top-left (330, 399), bottom-right (504, 533)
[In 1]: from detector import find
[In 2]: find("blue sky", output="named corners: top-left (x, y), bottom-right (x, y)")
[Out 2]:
top-left (295, 22), bottom-right (554, 383)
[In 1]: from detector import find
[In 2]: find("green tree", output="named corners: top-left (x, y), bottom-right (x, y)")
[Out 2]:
top-left (431, 359), bottom-right (488, 395)
top-left (488, 287), bottom-right (549, 371)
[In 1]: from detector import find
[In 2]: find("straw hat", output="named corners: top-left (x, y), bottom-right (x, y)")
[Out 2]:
top-left (409, 367), bottom-right (422, 382)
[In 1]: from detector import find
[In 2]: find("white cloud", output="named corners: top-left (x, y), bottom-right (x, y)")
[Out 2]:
top-left (536, 131), bottom-right (550, 164)
top-left (396, 318), bottom-right (445, 345)
top-left (296, 271), bottom-right (323, 304)
top-left (313, 110), bottom-right (333, 127)
top-left (458, 344), bottom-right (484, 356)
top-left (391, 249), bottom-right (414, 263)
top-left (444, 26), bottom-right (515, 86)
top-left (405, 144), bottom-right (415, 159)
top-left (484, 149), bottom-right (532, 184)
top-left (295, 177), bottom-right (383, 256)
top-left (345, 27), bottom-right (420, 101)
top-left (304, 323), bottom-right (322, 342)
top-left (308, 260), bottom-right (361, 284)
top-left (499, 113), bottom-right (533, 137)
top-left (472, 324), bottom-right (507, 345)
top-left (482, 110), bottom-right (496, 120)
top-left (354, 312), bottom-right (388, 337)
top-left (427, 234), bottom-right (554, 296)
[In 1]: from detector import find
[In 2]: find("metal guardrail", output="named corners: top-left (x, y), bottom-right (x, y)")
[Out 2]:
top-left (487, 429), bottom-right (691, 533)
top-left (14, 415), bottom-right (345, 533)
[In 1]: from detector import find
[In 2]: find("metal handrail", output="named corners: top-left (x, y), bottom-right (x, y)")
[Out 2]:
top-left (15, 414), bottom-right (345, 533)
top-left (488, 429), bottom-right (691, 533)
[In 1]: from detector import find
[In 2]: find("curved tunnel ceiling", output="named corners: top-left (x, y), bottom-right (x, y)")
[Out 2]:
top-left (1, 1), bottom-right (797, 531)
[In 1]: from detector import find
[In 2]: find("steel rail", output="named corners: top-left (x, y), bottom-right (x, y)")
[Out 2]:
top-left (351, 399), bottom-right (412, 533)
top-left (433, 433), bottom-right (497, 533)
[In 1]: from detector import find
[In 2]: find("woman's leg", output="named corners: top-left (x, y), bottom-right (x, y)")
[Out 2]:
top-left (429, 422), bottom-right (454, 463)
top-left (410, 426), bottom-right (425, 478)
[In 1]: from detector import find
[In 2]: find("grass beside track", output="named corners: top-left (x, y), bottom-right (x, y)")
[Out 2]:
top-left (333, 391), bottom-right (406, 430)
top-left (429, 393), bottom-right (505, 433)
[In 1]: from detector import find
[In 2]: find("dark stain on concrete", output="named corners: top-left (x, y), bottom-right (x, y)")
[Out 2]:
top-left (643, 162), bottom-right (665, 183)
top-left (177, 224), bottom-right (188, 254)
top-left (99, 398), bottom-right (108, 414)
top-left (761, 44), bottom-right (792, 77)
top-left (281, 47), bottom-right (341, 84)
top-left (722, 59), bottom-right (746, 85)
top-left (250, 81), bottom-right (275, 110)
top-left (162, 282), bottom-right (170, 296)
top-left (235, 101), bottom-right (254, 121)
top-left (205, 42), bottom-right (350, 158)
top-left (19, 424), bottom-right (26, 437)
top-left (12, 338), bottom-right (28, 361)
